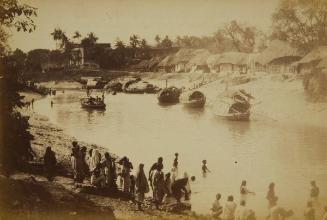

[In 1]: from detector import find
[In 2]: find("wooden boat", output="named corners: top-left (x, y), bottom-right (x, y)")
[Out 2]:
top-left (81, 97), bottom-right (106, 109)
top-left (180, 90), bottom-right (206, 108)
top-left (157, 86), bottom-right (181, 103)
top-left (214, 90), bottom-right (252, 121)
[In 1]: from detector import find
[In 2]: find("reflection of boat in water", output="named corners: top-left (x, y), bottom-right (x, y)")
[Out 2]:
top-left (180, 90), bottom-right (206, 108)
top-left (81, 97), bottom-right (106, 109)
top-left (157, 86), bottom-right (181, 103)
top-left (214, 89), bottom-right (253, 121)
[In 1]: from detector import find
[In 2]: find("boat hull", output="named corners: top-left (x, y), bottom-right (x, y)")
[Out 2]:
top-left (182, 98), bottom-right (206, 108)
top-left (216, 112), bottom-right (250, 121)
top-left (157, 87), bottom-right (181, 104)
top-left (80, 98), bottom-right (106, 109)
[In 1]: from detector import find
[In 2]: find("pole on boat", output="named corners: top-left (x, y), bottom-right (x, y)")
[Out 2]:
top-left (165, 79), bottom-right (168, 88)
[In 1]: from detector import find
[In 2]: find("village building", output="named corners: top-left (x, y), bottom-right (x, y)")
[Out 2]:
top-left (186, 49), bottom-right (211, 73)
top-left (294, 46), bottom-right (327, 75)
top-left (157, 55), bottom-right (175, 73)
top-left (69, 47), bottom-right (84, 67)
top-left (206, 52), bottom-right (251, 74)
top-left (255, 40), bottom-right (302, 74)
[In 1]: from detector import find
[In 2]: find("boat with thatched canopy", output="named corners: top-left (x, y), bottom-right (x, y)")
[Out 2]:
top-left (180, 90), bottom-right (206, 108)
top-left (157, 86), bottom-right (181, 103)
top-left (214, 89), bottom-right (253, 121)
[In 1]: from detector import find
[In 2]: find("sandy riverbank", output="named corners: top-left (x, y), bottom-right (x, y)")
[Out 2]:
top-left (15, 92), bottom-right (202, 220)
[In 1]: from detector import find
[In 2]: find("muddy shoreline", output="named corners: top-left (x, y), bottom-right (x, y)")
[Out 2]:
top-left (15, 92), bottom-right (202, 220)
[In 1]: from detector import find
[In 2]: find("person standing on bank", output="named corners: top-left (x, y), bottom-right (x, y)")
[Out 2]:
top-left (136, 163), bottom-right (149, 211)
top-left (309, 181), bottom-right (319, 205)
top-left (149, 157), bottom-right (163, 193)
top-left (153, 166), bottom-right (165, 209)
top-left (43, 146), bottom-right (57, 181)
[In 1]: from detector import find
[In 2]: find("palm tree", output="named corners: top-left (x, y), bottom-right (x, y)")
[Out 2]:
top-left (87, 32), bottom-right (98, 44)
top-left (129, 34), bottom-right (140, 48)
top-left (50, 28), bottom-right (69, 49)
top-left (73, 31), bottom-right (82, 42)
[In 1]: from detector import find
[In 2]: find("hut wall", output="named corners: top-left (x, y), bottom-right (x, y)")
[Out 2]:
top-left (219, 63), bottom-right (233, 72)
top-left (175, 63), bottom-right (187, 73)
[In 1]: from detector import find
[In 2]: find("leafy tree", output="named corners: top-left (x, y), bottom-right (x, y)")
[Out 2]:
top-left (114, 38), bottom-right (126, 49)
top-left (26, 49), bottom-right (50, 71)
top-left (271, 0), bottom-right (327, 53)
top-left (0, 0), bottom-right (36, 175)
top-left (129, 34), bottom-right (140, 48)
top-left (160, 35), bottom-right (173, 48)
top-left (217, 20), bottom-right (257, 53)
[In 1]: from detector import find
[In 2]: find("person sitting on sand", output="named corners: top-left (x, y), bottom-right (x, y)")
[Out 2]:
top-left (43, 146), bottom-right (57, 181)
top-left (304, 202), bottom-right (315, 220)
top-left (223, 195), bottom-right (237, 220)
top-left (171, 175), bottom-right (195, 203)
top-left (212, 193), bottom-right (223, 219)
top-left (136, 163), bottom-right (149, 211)
top-left (240, 180), bottom-right (255, 203)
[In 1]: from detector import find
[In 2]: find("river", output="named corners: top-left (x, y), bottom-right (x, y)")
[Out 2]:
top-left (34, 90), bottom-right (327, 218)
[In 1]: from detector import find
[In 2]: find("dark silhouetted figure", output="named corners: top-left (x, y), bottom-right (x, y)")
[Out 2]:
top-left (44, 146), bottom-right (57, 181)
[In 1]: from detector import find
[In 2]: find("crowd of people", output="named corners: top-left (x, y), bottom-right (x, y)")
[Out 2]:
top-left (42, 144), bottom-right (327, 220)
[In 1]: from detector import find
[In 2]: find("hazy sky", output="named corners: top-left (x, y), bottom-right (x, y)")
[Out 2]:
top-left (9, 0), bottom-right (279, 52)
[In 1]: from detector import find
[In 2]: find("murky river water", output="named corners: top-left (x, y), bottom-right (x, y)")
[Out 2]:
top-left (34, 90), bottom-right (327, 218)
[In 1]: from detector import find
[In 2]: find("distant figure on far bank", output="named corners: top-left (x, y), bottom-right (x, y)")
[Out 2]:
top-left (51, 100), bottom-right (54, 107)
top-left (240, 180), bottom-right (255, 203)
top-left (174, 153), bottom-right (179, 165)
top-left (211, 193), bottom-right (223, 219)
top-left (43, 146), bottom-right (57, 181)
top-left (309, 181), bottom-right (319, 205)
top-left (304, 201), bottom-right (315, 220)
top-left (266, 182), bottom-right (277, 208)
top-left (202, 160), bottom-right (211, 176)
top-left (31, 98), bottom-right (34, 108)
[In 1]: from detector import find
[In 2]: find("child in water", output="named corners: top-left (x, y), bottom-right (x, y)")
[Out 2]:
top-left (202, 160), bottom-right (211, 174)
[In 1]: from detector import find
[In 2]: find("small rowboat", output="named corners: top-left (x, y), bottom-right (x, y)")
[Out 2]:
top-left (180, 91), bottom-right (206, 108)
top-left (157, 86), bottom-right (181, 104)
top-left (81, 97), bottom-right (106, 109)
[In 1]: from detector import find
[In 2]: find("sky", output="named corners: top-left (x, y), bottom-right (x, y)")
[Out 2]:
top-left (9, 0), bottom-right (280, 52)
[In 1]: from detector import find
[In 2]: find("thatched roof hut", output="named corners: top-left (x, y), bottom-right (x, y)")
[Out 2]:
top-left (295, 46), bottom-right (327, 65)
top-left (256, 40), bottom-right (302, 65)
top-left (206, 52), bottom-right (250, 66)
top-left (157, 55), bottom-right (174, 67)
top-left (186, 50), bottom-right (211, 68)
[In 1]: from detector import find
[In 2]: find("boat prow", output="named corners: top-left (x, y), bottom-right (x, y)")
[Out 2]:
top-left (180, 90), bottom-right (206, 108)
